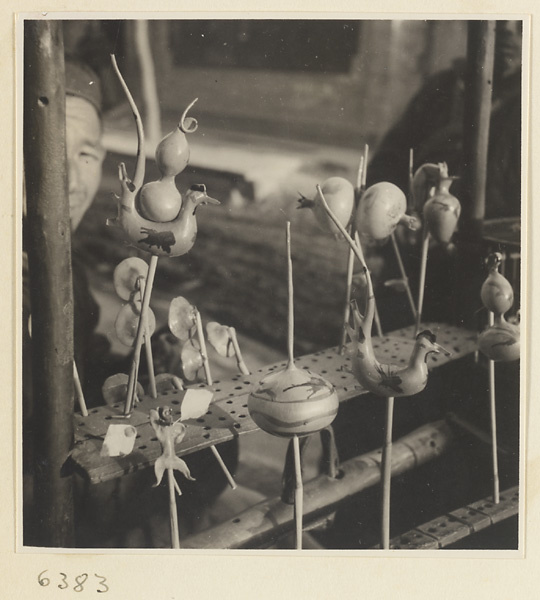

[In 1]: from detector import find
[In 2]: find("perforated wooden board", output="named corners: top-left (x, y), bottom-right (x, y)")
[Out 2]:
top-left (390, 486), bottom-right (519, 549)
top-left (71, 323), bottom-right (477, 484)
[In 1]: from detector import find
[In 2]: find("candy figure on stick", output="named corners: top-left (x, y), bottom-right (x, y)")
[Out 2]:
top-left (415, 162), bottom-right (461, 336)
top-left (248, 223), bottom-right (339, 550)
top-left (356, 179), bottom-right (419, 323)
top-left (318, 186), bottom-right (449, 550)
top-left (150, 406), bottom-right (195, 549)
top-left (206, 322), bottom-right (251, 376)
top-left (477, 252), bottom-right (520, 505)
top-left (297, 176), bottom-right (355, 239)
top-left (107, 55), bottom-right (219, 415)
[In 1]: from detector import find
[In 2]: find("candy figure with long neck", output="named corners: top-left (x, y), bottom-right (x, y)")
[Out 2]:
top-left (317, 184), bottom-right (449, 549)
top-left (107, 54), bottom-right (219, 415)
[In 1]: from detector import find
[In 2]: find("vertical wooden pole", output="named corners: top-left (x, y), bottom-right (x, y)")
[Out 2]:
top-left (462, 21), bottom-right (496, 225)
top-left (454, 21), bottom-right (495, 327)
top-left (23, 20), bottom-right (74, 547)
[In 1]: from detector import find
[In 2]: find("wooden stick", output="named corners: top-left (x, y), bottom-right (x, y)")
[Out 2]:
top-left (354, 231), bottom-right (383, 337)
top-left (167, 468), bottom-right (181, 549)
top-left (362, 144), bottom-right (369, 188)
top-left (73, 362), bottom-right (88, 417)
top-left (341, 149), bottom-right (367, 353)
top-left (381, 396), bottom-right (395, 549)
top-left (210, 445), bottom-right (237, 490)
top-left (408, 148), bottom-right (414, 211)
top-left (195, 309), bottom-right (212, 385)
top-left (488, 311), bottom-right (500, 504)
top-left (138, 277), bottom-right (157, 398)
top-left (340, 240), bottom-right (356, 354)
top-left (286, 222), bottom-right (295, 367)
top-left (415, 233), bottom-right (430, 336)
top-left (228, 327), bottom-right (250, 375)
top-left (125, 255), bottom-right (158, 415)
top-left (391, 232), bottom-right (417, 321)
top-left (293, 434), bottom-right (303, 550)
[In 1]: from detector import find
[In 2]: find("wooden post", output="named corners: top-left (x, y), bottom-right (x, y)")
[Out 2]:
top-left (454, 21), bottom-right (495, 327)
top-left (462, 21), bottom-right (496, 226)
top-left (23, 21), bottom-right (75, 547)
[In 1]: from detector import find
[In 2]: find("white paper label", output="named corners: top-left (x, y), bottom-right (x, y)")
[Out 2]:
top-left (180, 389), bottom-right (213, 421)
top-left (101, 424), bottom-right (137, 457)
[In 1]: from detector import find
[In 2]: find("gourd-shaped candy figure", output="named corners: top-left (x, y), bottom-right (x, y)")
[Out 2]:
top-left (139, 99), bottom-right (198, 222)
top-left (355, 182), bottom-right (418, 241)
top-left (107, 55), bottom-right (219, 258)
top-left (248, 223), bottom-right (339, 549)
top-left (480, 252), bottom-right (514, 316)
top-left (298, 177), bottom-right (355, 239)
top-left (422, 162), bottom-right (461, 244)
top-left (478, 253), bottom-right (520, 363)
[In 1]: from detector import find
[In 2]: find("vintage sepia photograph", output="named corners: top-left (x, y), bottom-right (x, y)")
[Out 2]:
top-left (19, 15), bottom-right (524, 556)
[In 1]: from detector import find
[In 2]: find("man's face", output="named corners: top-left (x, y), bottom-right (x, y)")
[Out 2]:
top-left (66, 95), bottom-right (105, 232)
top-left (495, 20), bottom-right (522, 79)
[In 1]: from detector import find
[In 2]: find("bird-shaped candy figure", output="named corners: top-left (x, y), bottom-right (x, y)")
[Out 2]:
top-left (298, 176), bottom-right (355, 239)
top-left (107, 55), bottom-right (219, 258)
top-left (355, 181), bottom-right (419, 241)
top-left (347, 280), bottom-right (449, 397)
top-left (150, 406), bottom-right (195, 488)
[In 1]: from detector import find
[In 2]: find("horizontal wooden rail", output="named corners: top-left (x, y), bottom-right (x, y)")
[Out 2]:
top-left (182, 419), bottom-right (455, 549)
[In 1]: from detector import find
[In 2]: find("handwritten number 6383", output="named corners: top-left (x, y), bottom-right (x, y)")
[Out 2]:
top-left (38, 571), bottom-right (109, 593)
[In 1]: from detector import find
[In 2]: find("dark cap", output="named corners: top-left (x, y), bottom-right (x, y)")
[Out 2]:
top-left (65, 58), bottom-right (102, 115)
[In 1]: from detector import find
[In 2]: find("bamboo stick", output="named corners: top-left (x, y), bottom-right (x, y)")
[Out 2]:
top-left (415, 233), bottom-right (430, 336)
top-left (73, 362), bottom-right (88, 417)
top-left (381, 396), bottom-right (395, 549)
top-left (293, 434), bottom-right (303, 550)
top-left (195, 309), bottom-right (212, 385)
top-left (391, 232), bottom-right (417, 321)
top-left (488, 311), bottom-right (500, 504)
top-left (23, 20), bottom-right (74, 547)
top-left (210, 445), bottom-right (237, 490)
top-left (228, 327), bottom-right (250, 375)
top-left (138, 277), bottom-right (157, 398)
top-left (167, 468), bottom-right (180, 548)
top-left (125, 255), bottom-right (158, 414)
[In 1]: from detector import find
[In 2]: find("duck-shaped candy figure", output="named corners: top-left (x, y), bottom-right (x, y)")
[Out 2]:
top-left (355, 181), bottom-right (419, 241)
top-left (347, 278), bottom-right (449, 397)
top-left (478, 253), bottom-right (520, 363)
top-left (107, 55), bottom-right (219, 258)
top-left (298, 177), bottom-right (355, 239)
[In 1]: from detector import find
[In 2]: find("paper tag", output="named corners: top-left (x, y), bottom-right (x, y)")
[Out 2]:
top-left (101, 424), bottom-right (137, 457)
top-left (180, 389), bottom-right (213, 421)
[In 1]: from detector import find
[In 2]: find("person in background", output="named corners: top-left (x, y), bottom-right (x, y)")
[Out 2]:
top-left (362, 20), bottom-right (522, 329)
top-left (23, 58), bottom-right (238, 547)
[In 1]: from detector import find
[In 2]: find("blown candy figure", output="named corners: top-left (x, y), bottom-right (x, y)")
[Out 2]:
top-left (107, 55), bottom-right (219, 415)
top-left (478, 253), bottom-right (520, 504)
top-left (318, 186), bottom-right (449, 550)
top-left (248, 223), bottom-right (339, 549)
